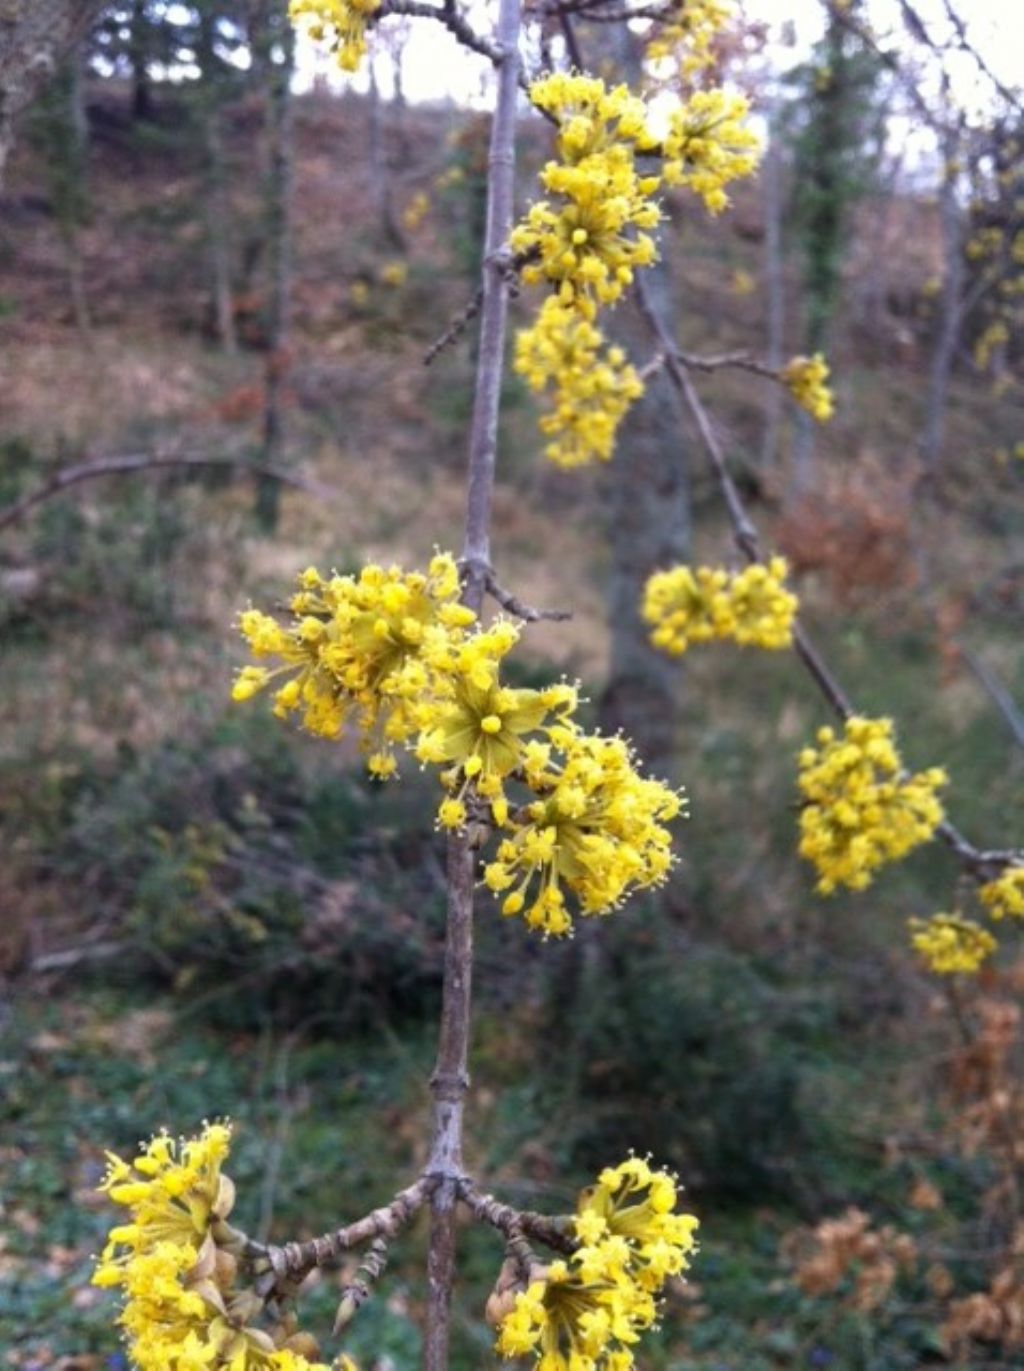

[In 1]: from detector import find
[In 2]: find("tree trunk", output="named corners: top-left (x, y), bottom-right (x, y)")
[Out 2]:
top-left (0, 0), bottom-right (105, 191)
top-left (255, 0), bottom-right (294, 530)
top-left (920, 119), bottom-right (965, 475)
top-left (760, 118), bottom-right (785, 470)
top-left (197, 12), bottom-right (237, 357)
top-left (129, 0), bottom-right (155, 121)
top-left (367, 59), bottom-right (404, 250)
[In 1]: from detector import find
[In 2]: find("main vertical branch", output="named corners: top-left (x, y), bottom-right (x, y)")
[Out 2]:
top-left (423, 0), bottom-right (521, 1365)
top-left (459, 0), bottom-right (522, 607)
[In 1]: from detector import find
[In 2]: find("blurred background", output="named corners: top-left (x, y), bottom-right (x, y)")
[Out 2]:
top-left (0, 1), bottom-right (1022, 1367)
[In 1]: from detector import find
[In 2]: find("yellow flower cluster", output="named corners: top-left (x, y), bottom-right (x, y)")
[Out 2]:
top-left (513, 70), bottom-right (759, 470)
top-left (289, 0), bottom-right (379, 72)
top-left (646, 0), bottom-right (733, 77)
top-left (909, 914), bottom-right (997, 975)
top-left (483, 733), bottom-right (683, 937)
top-left (797, 717), bottom-right (947, 895)
top-left (661, 89), bottom-right (761, 214)
top-left (642, 557), bottom-right (798, 656)
top-left (233, 554), bottom-right (475, 776)
top-left (515, 297), bottom-right (645, 468)
top-left (414, 619), bottom-right (579, 830)
top-left (782, 353), bottom-right (835, 422)
top-left (979, 865), bottom-right (1024, 920)
top-left (496, 1157), bottom-right (698, 1368)
top-left (236, 558), bottom-right (684, 934)
top-left (512, 75), bottom-right (662, 318)
top-left (93, 1124), bottom-right (343, 1370)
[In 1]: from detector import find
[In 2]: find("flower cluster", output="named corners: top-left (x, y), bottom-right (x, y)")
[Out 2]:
top-left (289, 0), bottom-right (380, 73)
top-left (643, 557), bottom-right (798, 656)
top-left (93, 1124), bottom-right (344, 1370)
top-left (646, 0), bottom-right (733, 78)
top-left (495, 1157), bottom-right (698, 1368)
top-left (483, 733), bottom-right (683, 936)
top-left (233, 554), bottom-right (475, 775)
top-left (661, 89), bottom-right (761, 214)
top-left (980, 865), bottom-right (1024, 921)
top-left (513, 66), bottom-right (759, 470)
top-left (782, 353), bottom-right (835, 422)
top-left (236, 558), bottom-right (684, 936)
top-left (797, 717), bottom-right (947, 894)
top-left (514, 296), bottom-right (645, 467)
top-left (910, 913), bottom-right (997, 975)
top-left (512, 75), bottom-right (662, 318)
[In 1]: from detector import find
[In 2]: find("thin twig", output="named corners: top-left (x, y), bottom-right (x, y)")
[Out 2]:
top-left (958, 646), bottom-right (1024, 754)
top-left (423, 284), bottom-right (484, 365)
top-left (247, 1178), bottom-right (429, 1282)
top-left (377, 0), bottom-right (502, 62)
top-left (459, 1178), bottom-right (577, 1255)
top-left (633, 274), bottom-right (1023, 884)
top-left (485, 569), bottom-right (572, 623)
top-left (0, 453), bottom-right (334, 534)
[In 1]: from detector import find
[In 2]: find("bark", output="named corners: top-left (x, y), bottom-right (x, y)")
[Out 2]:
top-left (0, 0), bottom-right (105, 191)
top-left (760, 118), bottom-right (786, 470)
top-left (423, 0), bottom-right (521, 1361)
top-left (920, 117), bottom-right (965, 474)
top-left (367, 59), bottom-right (404, 249)
top-left (255, 0), bottom-right (295, 530)
top-left (129, 0), bottom-right (154, 121)
top-left (197, 11), bottom-right (238, 357)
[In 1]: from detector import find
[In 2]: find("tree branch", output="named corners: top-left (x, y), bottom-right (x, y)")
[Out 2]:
top-left (0, 452), bottom-right (335, 534)
top-left (245, 1178), bottom-right (429, 1283)
top-left (633, 275), bottom-right (1023, 884)
top-left (459, 1178), bottom-right (577, 1255)
top-left (423, 0), bottom-right (522, 1362)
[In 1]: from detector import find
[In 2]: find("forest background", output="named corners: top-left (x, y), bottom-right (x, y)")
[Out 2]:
top-left (0, 0), bottom-right (1022, 1367)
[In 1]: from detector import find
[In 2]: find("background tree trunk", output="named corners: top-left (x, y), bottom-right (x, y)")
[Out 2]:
top-left (255, 0), bottom-right (295, 530)
top-left (920, 117), bottom-right (965, 476)
top-left (0, 0), bottom-right (105, 191)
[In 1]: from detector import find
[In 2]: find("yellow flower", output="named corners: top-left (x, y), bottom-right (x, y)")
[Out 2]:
top-left (495, 1258), bottom-right (654, 1367)
top-left (643, 557), bottom-right (797, 655)
top-left (94, 1125), bottom-right (340, 1370)
top-left (797, 717), bottom-right (947, 894)
top-left (483, 732), bottom-right (683, 937)
top-left (289, 0), bottom-right (380, 73)
top-left (646, 0), bottom-right (733, 77)
top-left (576, 1157), bottom-right (699, 1292)
top-left (402, 191), bottom-right (430, 231)
top-left (379, 260), bottom-right (408, 287)
top-left (515, 296), bottom-right (645, 468)
top-left (782, 353), bottom-right (834, 422)
top-left (661, 88), bottom-right (761, 214)
top-left (979, 865), bottom-right (1024, 920)
top-left (416, 622), bottom-right (579, 825)
top-left (233, 554), bottom-right (475, 774)
top-left (512, 75), bottom-right (661, 318)
top-left (910, 913), bottom-right (996, 975)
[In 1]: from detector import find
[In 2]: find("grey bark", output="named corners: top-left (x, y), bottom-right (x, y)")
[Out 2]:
top-left (197, 12), bottom-right (238, 357)
top-left (921, 116), bottom-right (965, 474)
top-left (760, 119), bottom-right (786, 470)
top-left (0, 0), bottom-right (104, 191)
top-left (255, 0), bottom-right (294, 530)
